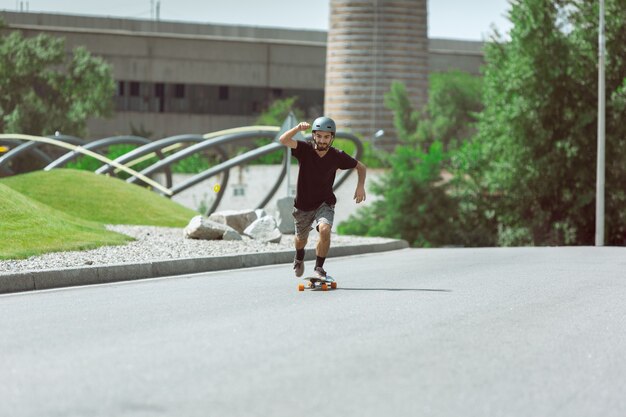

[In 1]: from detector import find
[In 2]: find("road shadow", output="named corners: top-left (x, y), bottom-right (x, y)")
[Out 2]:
top-left (336, 288), bottom-right (452, 293)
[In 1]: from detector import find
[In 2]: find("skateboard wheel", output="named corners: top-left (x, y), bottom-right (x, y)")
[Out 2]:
top-left (298, 283), bottom-right (305, 291)
top-left (321, 283), bottom-right (328, 291)
top-left (331, 282), bottom-right (337, 289)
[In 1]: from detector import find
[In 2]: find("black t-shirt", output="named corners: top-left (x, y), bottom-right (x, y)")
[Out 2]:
top-left (291, 141), bottom-right (358, 211)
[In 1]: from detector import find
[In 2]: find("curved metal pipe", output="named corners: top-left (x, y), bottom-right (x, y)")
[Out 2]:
top-left (128, 129), bottom-right (278, 185)
top-left (256, 147), bottom-right (289, 210)
top-left (0, 140), bottom-right (19, 176)
top-left (95, 134), bottom-right (206, 175)
top-left (0, 147), bottom-right (53, 176)
top-left (171, 142), bottom-right (284, 195)
top-left (204, 168), bottom-right (229, 216)
top-left (44, 136), bottom-right (150, 170)
top-left (189, 131), bottom-right (362, 213)
top-left (0, 126), bottom-right (363, 215)
top-left (95, 126), bottom-right (279, 176)
top-left (0, 135), bottom-right (84, 173)
top-left (95, 134), bottom-right (209, 191)
top-left (0, 133), bottom-right (172, 195)
top-left (94, 134), bottom-right (232, 198)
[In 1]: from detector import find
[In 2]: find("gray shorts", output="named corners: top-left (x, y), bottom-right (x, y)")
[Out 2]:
top-left (292, 203), bottom-right (335, 240)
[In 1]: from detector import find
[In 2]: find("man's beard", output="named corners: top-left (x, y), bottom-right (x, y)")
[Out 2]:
top-left (314, 141), bottom-right (330, 151)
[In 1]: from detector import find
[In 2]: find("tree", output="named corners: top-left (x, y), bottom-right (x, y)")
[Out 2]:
top-left (465, 0), bottom-right (626, 245)
top-left (0, 20), bottom-right (115, 137)
top-left (384, 71), bottom-right (483, 152)
top-left (250, 96), bottom-right (305, 164)
top-left (338, 71), bottom-right (485, 246)
top-left (567, 0), bottom-right (626, 245)
top-left (255, 96), bottom-right (304, 127)
top-left (339, 140), bottom-right (461, 247)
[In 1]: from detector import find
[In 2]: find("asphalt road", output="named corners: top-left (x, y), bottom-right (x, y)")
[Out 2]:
top-left (1, 247), bottom-right (625, 417)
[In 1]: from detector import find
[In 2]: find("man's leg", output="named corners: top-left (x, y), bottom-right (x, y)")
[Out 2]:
top-left (314, 204), bottom-right (335, 277)
top-left (294, 235), bottom-right (308, 266)
top-left (295, 235), bottom-right (308, 251)
top-left (292, 208), bottom-right (314, 277)
top-left (316, 223), bottom-right (331, 258)
top-left (314, 223), bottom-right (331, 277)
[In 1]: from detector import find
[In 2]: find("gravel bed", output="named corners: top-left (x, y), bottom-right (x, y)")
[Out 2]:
top-left (0, 225), bottom-right (396, 275)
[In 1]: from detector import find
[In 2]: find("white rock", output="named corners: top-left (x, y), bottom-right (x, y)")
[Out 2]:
top-left (223, 229), bottom-right (243, 241)
top-left (209, 209), bottom-right (258, 234)
top-left (184, 215), bottom-right (241, 240)
top-left (255, 208), bottom-right (267, 219)
top-left (276, 196), bottom-right (295, 234)
top-left (244, 216), bottom-right (282, 243)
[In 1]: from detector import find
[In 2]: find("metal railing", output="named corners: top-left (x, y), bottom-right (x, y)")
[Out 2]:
top-left (0, 115), bottom-right (363, 215)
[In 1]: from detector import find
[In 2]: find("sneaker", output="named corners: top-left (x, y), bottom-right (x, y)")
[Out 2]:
top-left (314, 266), bottom-right (327, 279)
top-left (293, 259), bottom-right (304, 277)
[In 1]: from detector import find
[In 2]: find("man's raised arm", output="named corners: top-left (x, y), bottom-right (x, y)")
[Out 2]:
top-left (279, 122), bottom-right (310, 149)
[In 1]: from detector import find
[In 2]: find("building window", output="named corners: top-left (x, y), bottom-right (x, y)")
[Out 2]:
top-left (233, 185), bottom-right (245, 196)
top-left (219, 86), bottom-right (229, 101)
top-left (272, 88), bottom-right (283, 98)
top-left (174, 83), bottom-right (185, 98)
top-left (129, 82), bottom-right (140, 97)
top-left (117, 81), bottom-right (125, 96)
top-left (155, 83), bottom-right (165, 97)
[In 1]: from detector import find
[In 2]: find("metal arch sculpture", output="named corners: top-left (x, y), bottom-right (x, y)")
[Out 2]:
top-left (125, 128), bottom-right (293, 213)
top-left (0, 121), bottom-right (365, 216)
top-left (124, 128), bottom-right (280, 215)
top-left (96, 126), bottom-right (284, 175)
top-left (0, 134), bottom-right (85, 175)
top-left (44, 136), bottom-right (152, 171)
top-left (0, 133), bottom-right (172, 195)
top-left (94, 133), bottom-right (232, 214)
top-left (166, 130), bottom-right (363, 212)
top-left (0, 139), bottom-right (52, 176)
top-left (95, 126), bottom-right (279, 195)
top-left (171, 140), bottom-right (286, 204)
top-left (127, 129), bottom-right (280, 184)
top-left (95, 134), bottom-right (208, 189)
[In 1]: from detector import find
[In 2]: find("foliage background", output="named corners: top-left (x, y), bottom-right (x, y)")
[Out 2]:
top-left (0, 19), bottom-right (114, 137)
top-left (340, 0), bottom-right (626, 247)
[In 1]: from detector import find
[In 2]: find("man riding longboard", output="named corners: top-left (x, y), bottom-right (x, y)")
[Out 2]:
top-left (279, 116), bottom-right (367, 287)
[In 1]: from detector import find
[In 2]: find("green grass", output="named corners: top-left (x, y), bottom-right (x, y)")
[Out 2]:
top-left (0, 169), bottom-right (197, 227)
top-left (0, 183), bottom-right (131, 260)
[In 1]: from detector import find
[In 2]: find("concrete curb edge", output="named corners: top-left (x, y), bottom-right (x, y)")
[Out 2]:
top-left (0, 239), bottom-right (409, 295)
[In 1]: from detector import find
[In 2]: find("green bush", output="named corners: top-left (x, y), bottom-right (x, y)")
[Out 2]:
top-left (171, 152), bottom-right (221, 173)
top-left (338, 141), bottom-right (460, 247)
top-left (66, 144), bottom-right (160, 178)
top-left (333, 138), bottom-right (388, 169)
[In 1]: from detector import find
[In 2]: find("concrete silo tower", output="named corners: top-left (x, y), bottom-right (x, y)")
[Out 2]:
top-left (324, 0), bottom-right (428, 147)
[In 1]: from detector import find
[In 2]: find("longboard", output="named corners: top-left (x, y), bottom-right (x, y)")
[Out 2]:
top-left (298, 275), bottom-right (337, 292)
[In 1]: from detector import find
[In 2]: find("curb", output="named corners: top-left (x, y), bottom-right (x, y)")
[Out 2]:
top-left (0, 239), bottom-right (409, 295)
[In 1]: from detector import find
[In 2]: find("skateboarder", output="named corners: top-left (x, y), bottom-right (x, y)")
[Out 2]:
top-left (279, 116), bottom-right (367, 279)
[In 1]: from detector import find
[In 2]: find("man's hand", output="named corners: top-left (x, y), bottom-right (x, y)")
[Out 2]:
top-left (354, 185), bottom-right (366, 204)
top-left (354, 161), bottom-right (367, 204)
top-left (280, 122), bottom-right (310, 149)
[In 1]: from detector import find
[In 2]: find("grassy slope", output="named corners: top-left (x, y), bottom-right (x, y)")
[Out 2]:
top-left (1, 169), bottom-right (197, 227)
top-left (0, 183), bottom-right (131, 260)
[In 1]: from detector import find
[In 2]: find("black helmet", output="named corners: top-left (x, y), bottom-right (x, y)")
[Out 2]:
top-left (312, 116), bottom-right (336, 134)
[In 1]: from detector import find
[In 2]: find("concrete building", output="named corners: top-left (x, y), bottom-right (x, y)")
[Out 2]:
top-left (325, 0), bottom-right (428, 146)
top-left (0, 10), bottom-right (484, 141)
